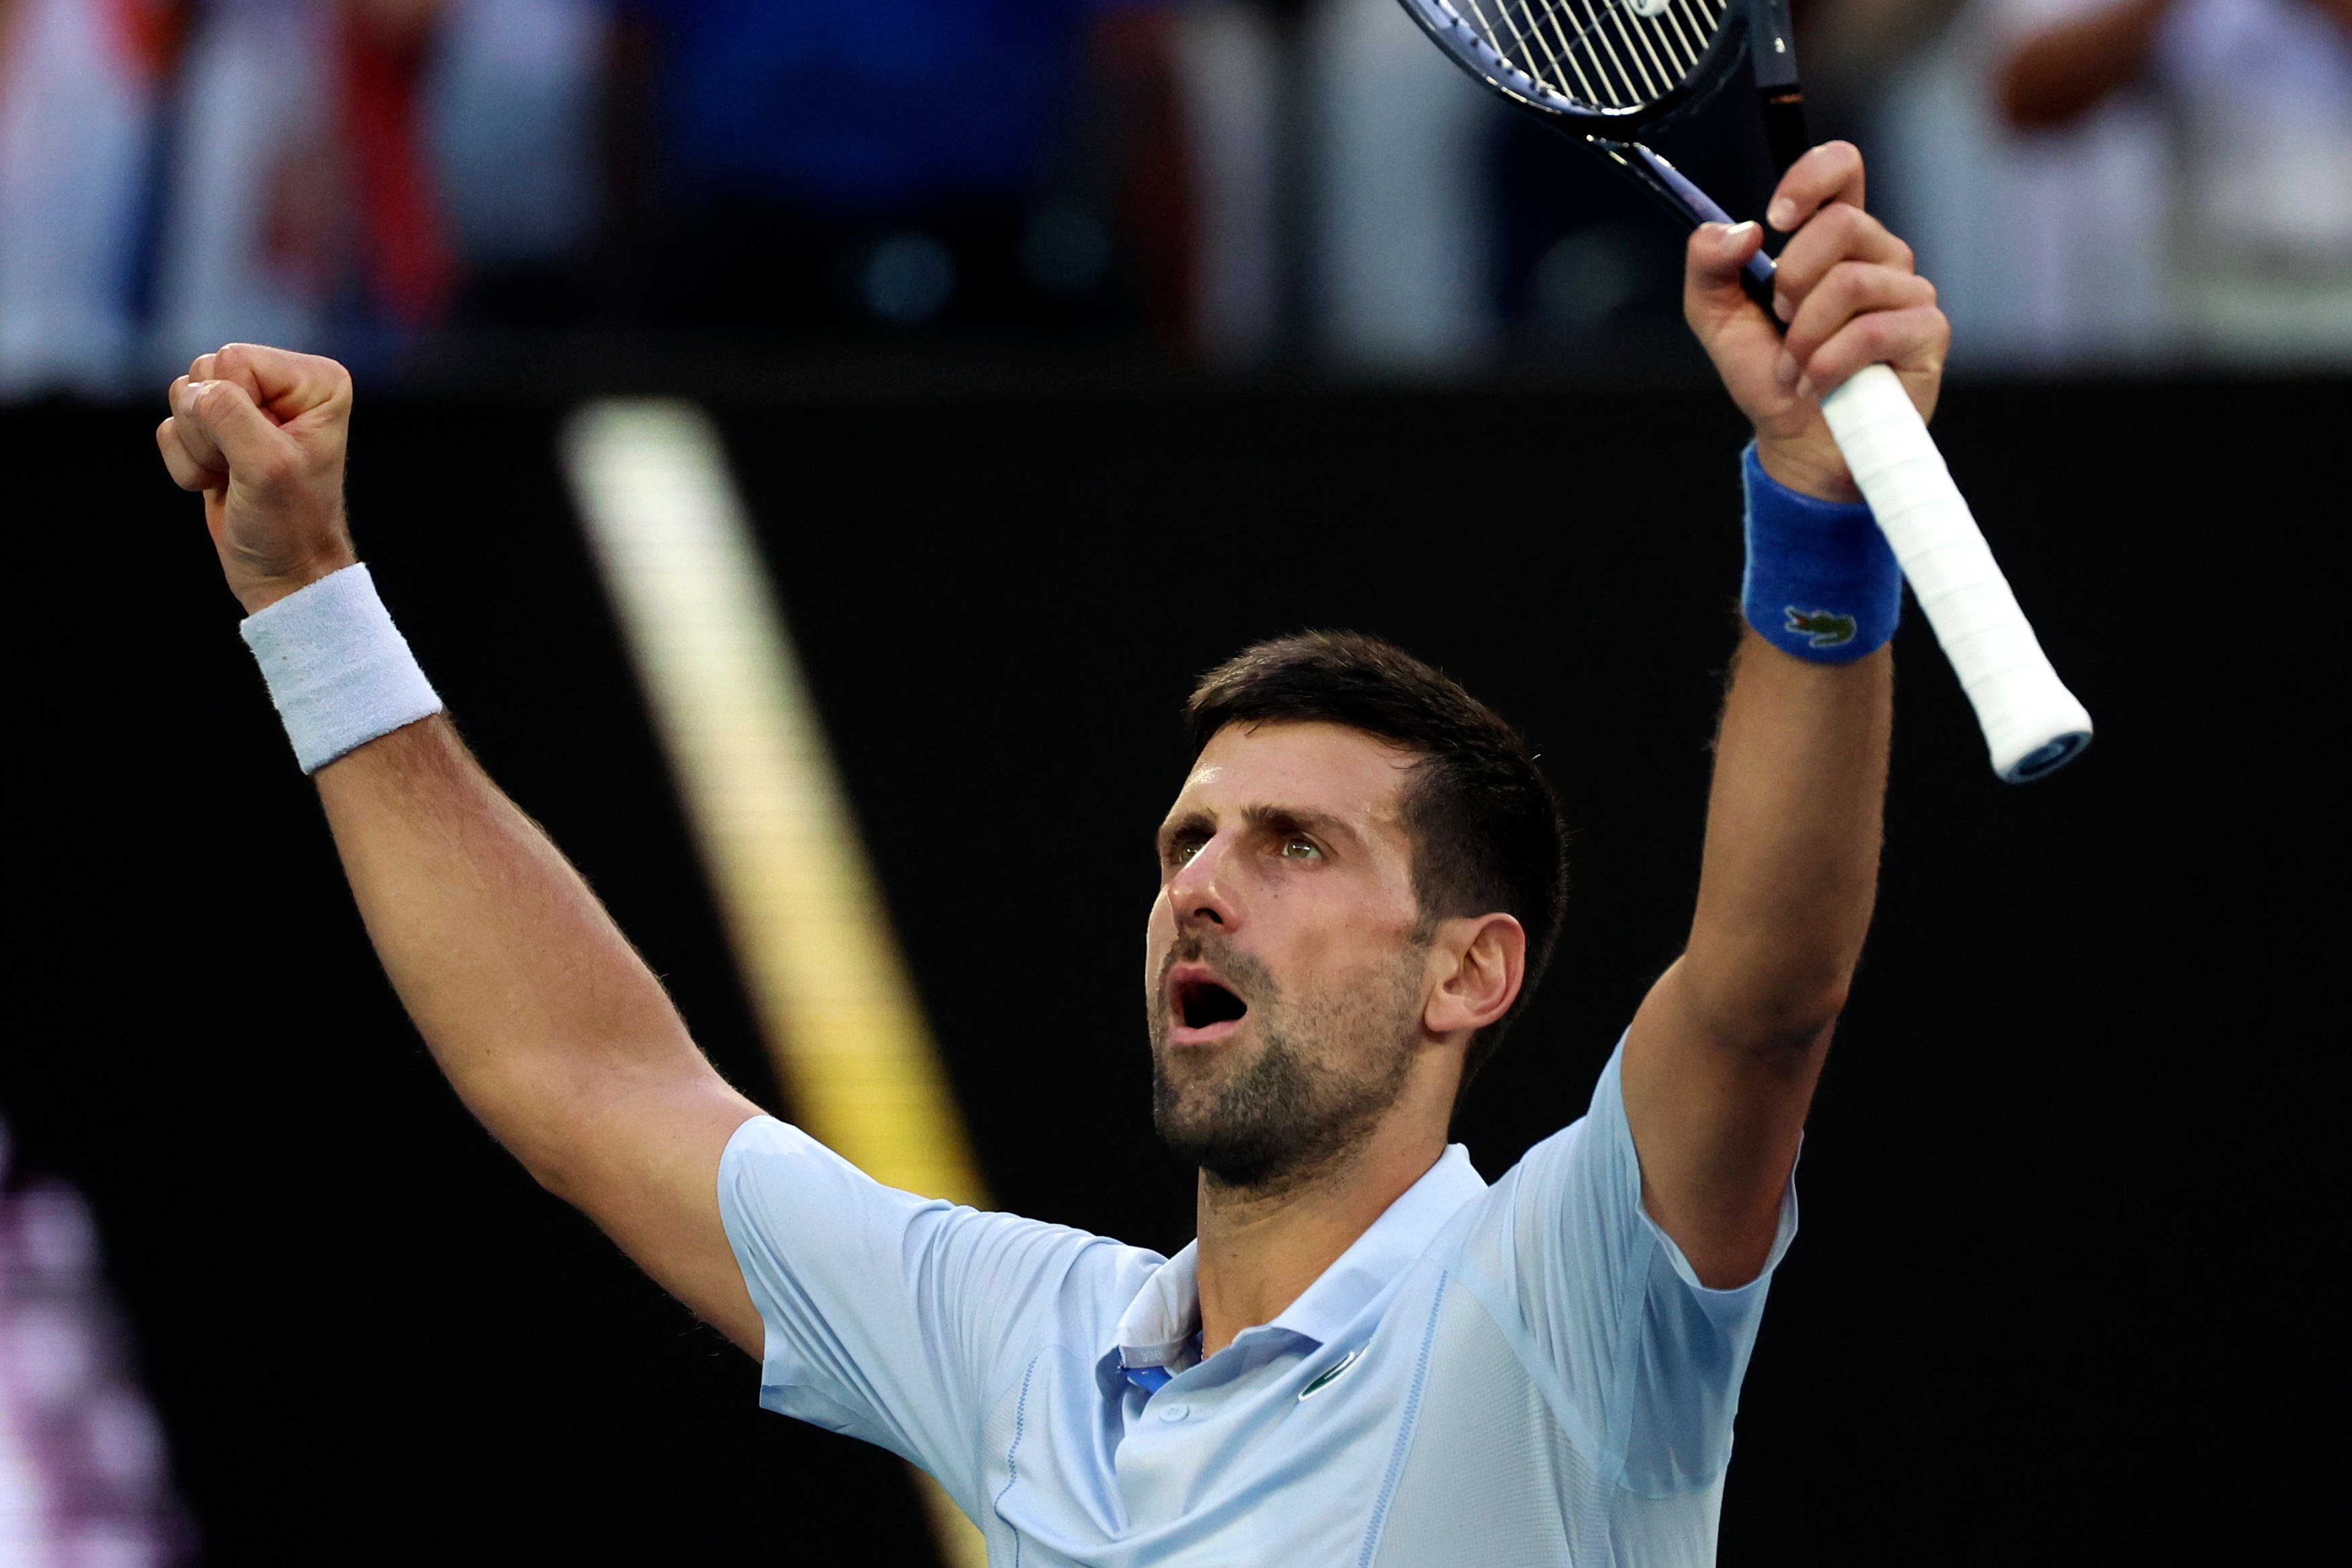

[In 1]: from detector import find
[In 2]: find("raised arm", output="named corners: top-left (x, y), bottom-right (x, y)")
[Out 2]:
top-left (157, 346), bottom-right (766, 1351)
top-left (1622, 144), bottom-right (1946, 1287)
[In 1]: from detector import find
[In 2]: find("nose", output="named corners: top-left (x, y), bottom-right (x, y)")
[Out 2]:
top-left (1167, 832), bottom-right (1241, 933)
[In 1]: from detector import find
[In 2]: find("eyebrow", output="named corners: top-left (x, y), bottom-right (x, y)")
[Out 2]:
top-left (1156, 809), bottom-right (1215, 857)
top-left (1244, 803), bottom-right (1359, 846)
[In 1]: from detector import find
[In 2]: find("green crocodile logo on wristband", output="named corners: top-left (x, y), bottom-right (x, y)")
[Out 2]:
top-left (1784, 607), bottom-right (1858, 648)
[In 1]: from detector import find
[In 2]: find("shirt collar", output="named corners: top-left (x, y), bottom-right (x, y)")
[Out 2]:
top-left (1112, 1144), bottom-right (1487, 1376)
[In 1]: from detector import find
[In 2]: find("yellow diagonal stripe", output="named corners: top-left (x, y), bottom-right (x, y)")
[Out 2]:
top-left (563, 400), bottom-right (989, 1567)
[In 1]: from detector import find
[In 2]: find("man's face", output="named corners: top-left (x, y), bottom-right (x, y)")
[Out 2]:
top-left (1146, 720), bottom-right (1433, 1187)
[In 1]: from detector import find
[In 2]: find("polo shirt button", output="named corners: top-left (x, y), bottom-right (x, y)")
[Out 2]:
top-left (1157, 1401), bottom-right (1190, 1422)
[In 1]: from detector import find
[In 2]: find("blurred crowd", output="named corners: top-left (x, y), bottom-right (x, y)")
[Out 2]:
top-left (0, 1118), bottom-right (191, 1567)
top-left (0, 0), bottom-right (2346, 396)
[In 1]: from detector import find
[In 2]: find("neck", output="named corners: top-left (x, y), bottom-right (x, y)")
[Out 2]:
top-left (1191, 1089), bottom-right (1451, 1357)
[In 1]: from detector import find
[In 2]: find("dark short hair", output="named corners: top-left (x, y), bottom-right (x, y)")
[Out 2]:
top-left (1185, 630), bottom-right (1568, 1091)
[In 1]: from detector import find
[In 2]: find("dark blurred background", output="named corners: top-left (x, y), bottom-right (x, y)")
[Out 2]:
top-left (7, 377), bottom-right (2345, 1563)
top-left (3, 0), bottom-right (2347, 1563)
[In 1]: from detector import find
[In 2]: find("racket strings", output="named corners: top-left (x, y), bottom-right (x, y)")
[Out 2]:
top-left (1455, 0), bottom-right (1726, 111)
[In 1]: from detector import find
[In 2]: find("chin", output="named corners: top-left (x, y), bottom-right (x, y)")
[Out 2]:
top-left (1150, 1054), bottom-right (1238, 1151)
top-left (1150, 1037), bottom-right (1318, 1182)
top-left (1149, 1062), bottom-right (1231, 1141)
top-left (1152, 1112), bottom-right (1283, 1185)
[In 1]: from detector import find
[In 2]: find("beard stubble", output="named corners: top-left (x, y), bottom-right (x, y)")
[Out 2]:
top-left (1148, 929), bottom-right (1425, 1193)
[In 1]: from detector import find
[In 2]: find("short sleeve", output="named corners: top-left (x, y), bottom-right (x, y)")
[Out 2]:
top-left (716, 1116), bottom-right (1145, 1517)
top-left (1460, 1037), bottom-right (1797, 1498)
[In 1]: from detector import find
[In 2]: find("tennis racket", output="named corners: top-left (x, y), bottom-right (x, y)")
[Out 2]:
top-left (1393, 0), bottom-right (2092, 782)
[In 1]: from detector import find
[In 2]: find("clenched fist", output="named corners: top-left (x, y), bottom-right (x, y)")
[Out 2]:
top-left (157, 344), bottom-right (358, 614)
top-left (1682, 142), bottom-right (1950, 504)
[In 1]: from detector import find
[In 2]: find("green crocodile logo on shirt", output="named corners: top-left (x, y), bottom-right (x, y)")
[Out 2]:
top-left (1298, 1347), bottom-right (1362, 1401)
top-left (1784, 607), bottom-right (1858, 648)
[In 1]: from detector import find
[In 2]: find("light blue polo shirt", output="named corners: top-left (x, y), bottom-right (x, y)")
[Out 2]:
top-left (717, 1041), bottom-right (1796, 1565)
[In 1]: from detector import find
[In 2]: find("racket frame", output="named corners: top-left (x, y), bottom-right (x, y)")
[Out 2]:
top-left (1393, 0), bottom-right (1775, 304)
top-left (1393, 0), bottom-right (1751, 132)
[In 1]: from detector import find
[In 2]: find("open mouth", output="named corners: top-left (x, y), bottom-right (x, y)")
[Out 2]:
top-left (1174, 976), bottom-right (1248, 1033)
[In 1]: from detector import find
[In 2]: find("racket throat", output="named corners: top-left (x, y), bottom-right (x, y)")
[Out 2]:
top-left (1586, 137), bottom-right (1780, 315)
top-left (1588, 139), bottom-right (1728, 233)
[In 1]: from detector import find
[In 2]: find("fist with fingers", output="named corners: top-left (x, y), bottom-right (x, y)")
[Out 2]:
top-left (1682, 141), bottom-right (1950, 503)
top-left (157, 343), bottom-right (358, 614)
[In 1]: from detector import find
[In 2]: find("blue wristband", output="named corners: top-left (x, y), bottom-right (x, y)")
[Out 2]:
top-left (1740, 443), bottom-right (1901, 664)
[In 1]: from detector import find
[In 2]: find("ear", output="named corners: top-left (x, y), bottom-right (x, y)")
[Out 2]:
top-left (1422, 913), bottom-right (1527, 1040)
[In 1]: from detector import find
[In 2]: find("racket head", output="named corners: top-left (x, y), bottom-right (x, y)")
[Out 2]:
top-left (1396, 0), bottom-right (1750, 130)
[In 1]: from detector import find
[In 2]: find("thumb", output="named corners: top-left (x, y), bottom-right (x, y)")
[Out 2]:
top-left (1684, 221), bottom-right (1764, 323)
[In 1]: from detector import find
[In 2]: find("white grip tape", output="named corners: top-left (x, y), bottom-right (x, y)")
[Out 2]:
top-left (1818, 366), bottom-right (2091, 781)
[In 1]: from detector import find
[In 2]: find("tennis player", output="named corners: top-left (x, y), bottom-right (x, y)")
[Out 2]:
top-left (159, 142), bottom-right (1944, 1565)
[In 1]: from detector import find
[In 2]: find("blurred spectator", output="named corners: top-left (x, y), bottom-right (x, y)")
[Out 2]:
top-left (1876, 0), bottom-right (2352, 367)
top-left (0, 1117), bottom-right (192, 1566)
top-left (144, 0), bottom-right (606, 373)
top-left (63, 0), bottom-right (2339, 387)
top-left (1168, 1), bottom-right (1281, 366)
top-left (0, 0), bottom-right (183, 396)
top-left (634, 0), bottom-right (1101, 211)
top-left (2000, 0), bottom-right (2352, 355)
top-left (154, 0), bottom-right (456, 374)
top-left (5, 0), bottom-right (1262, 389)
top-left (1793, 0), bottom-right (1968, 142)
top-left (425, 0), bottom-right (608, 325)
top-left (1306, 0), bottom-right (1497, 370)
top-left (610, 0), bottom-right (1198, 343)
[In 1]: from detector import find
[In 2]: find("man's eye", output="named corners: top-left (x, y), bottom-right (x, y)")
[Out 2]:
top-left (1169, 840), bottom-right (1204, 865)
top-left (1279, 836), bottom-right (1321, 861)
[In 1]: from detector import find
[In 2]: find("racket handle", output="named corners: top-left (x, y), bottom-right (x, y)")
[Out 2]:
top-left (1817, 366), bottom-right (2093, 782)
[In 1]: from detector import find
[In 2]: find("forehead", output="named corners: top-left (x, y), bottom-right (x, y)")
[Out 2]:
top-left (1165, 720), bottom-right (1420, 828)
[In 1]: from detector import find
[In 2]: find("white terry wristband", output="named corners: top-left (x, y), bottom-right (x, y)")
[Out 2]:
top-left (239, 564), bottom-right (444, 774)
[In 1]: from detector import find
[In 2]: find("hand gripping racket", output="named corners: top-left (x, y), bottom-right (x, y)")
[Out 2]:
top-left (1394, 0), bottom-right (2092, 781)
